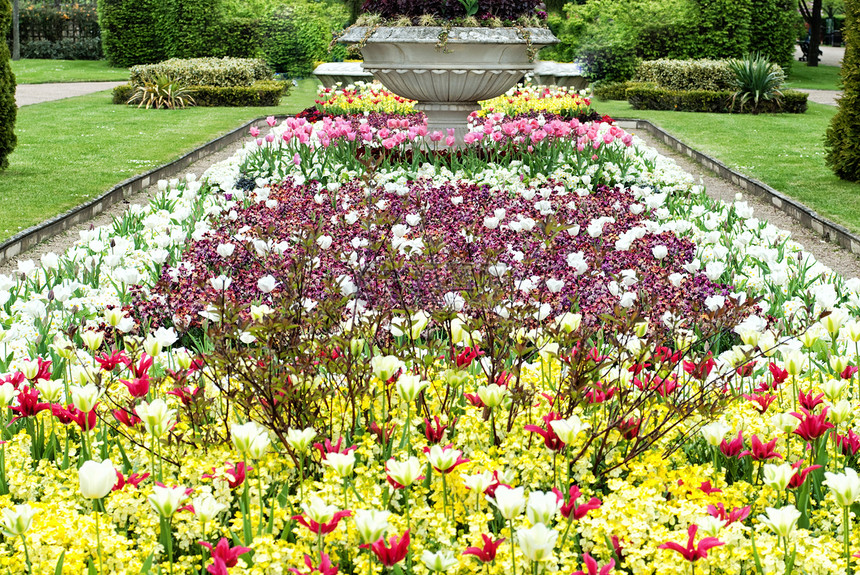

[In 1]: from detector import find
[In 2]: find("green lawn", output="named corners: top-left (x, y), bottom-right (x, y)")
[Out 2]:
top-left (0, 78), bottom-right (320, 241)
top-left (596, 99), bottom-right (860, 234)
top-left (785, 60), bottom-right (842, 91)
top-left (11, 59), bottom-right (129, 84)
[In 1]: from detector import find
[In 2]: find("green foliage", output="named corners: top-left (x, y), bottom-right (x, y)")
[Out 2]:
top-left (129, 58), bottom-right (272, 88)
top-left (127, 76), bottom-right (196, 110)
top-left (825, 0), bottom-right (860, 181)
top-left (626, 83), bottom-right (807, 113)
top-left (261, 4), bottom-right (330, 77)
top-left (162, 0), bottom-right (224, 59)
top-left (97, 0), bottom-right (167, 67)
top-left (114, 80), bottom-right (287, 107)
top-left (206, 16), bottom-right (263, 59)
top-left (636, 59), bottom-right (735, 91)
top-left (14, 2), bottom-right (99, 43)
top-left (748, 0), bottom-right (801, 69)
top-left (544, 0), bottom-right (798, 78)
top-left (0, 0), bottom-right (15, 171)
top-left (20, 37), bottom-right (102, 60)
top-left (592, 80), bottom-right (649, 101)
top-left (728, 53), bottom-right (785, 112)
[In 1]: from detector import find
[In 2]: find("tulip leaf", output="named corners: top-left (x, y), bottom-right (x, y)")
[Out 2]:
top-left (53, 551), bottom-right (65, 575)
top-left (87, 559), bottom-right (97, 575)
top-left (140, 551), bottom-right (153, 573)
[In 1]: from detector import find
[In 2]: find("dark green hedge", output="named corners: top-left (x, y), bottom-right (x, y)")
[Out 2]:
top-left (825, 0), bottom-right (860, 181)
top-left (626, 84), bottom-right (808, 113)
top-left (112, 81), bottom-right (289, 107)
top-left (0, 0), bottom-right (16, 170)
top-left (98, 0), bottom-right (166, 67)
top-left (593, 80), bottom-right (651, 101)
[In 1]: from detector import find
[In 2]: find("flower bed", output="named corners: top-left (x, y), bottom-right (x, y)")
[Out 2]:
top-left (0, 89), bottom-right (858, 575)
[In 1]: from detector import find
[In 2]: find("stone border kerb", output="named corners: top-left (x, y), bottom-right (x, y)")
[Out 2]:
top-left (0, 115), bottom-right (283, 265)
top-left (616, 118), bottom-right (860, 257)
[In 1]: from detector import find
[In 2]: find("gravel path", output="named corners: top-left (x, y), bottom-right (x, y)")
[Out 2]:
top-left (15, 82), bottom-right (125, 107)
top-left (796, 88), bottom-right (841, 106)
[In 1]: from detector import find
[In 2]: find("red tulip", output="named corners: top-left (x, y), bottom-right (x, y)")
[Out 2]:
top-left (572, 553), bottom-right (615, 575)
top-left (289, 553), bottom-right (339, 575)
top-left (462, 534), bottom-right (505, 563)
top-left (199, 538), bottom-right (250, 572)
top-left (791, 407), bottom-right (834, 441)
top-left (658, 524), bottom-right (724, 562)
top-left (555, 484), bottom-right (602, 520)
top-left (370, 530), bottom-right (409, 567)
top-left (738, 435), bottom-right (782, 461)
top-left (292, 510), bottom-right (352, 535)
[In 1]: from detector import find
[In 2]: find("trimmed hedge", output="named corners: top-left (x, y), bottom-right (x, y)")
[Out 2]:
top-left (0, 0), bottom-right (15, 170)
top-left (593, 80), bottom-right (652, 101)
top-left (635, 59), bottom-right (735, 92)
top-left (21, 37), bottom-right (102, 60)
top-left (825, 0), bottom-right (860, 181)
top-left (98, 0), bottom-right (166, 67)
top-left (626, 84), bottom-right (808, 113)
top-left (261, 4), bottom-right (330, 77)
top-left (112, 80), bottom-right (289, 107)
top-left (129, 57), bottom-right (272, 88)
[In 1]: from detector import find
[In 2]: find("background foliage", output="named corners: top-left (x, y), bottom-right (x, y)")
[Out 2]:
top-left (825, 0), bottom-right (860, 180)
top-left (0, 0), bottom-right (15, 170)
top-left (543, 0), bottom-right (802, 82)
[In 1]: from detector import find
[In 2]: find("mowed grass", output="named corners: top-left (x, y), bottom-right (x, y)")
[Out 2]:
top-left (11, 59), bottom-right (130, 84)
top-left (595, 98), bottom-right (860, 234)
top-left (0, 78), bottom-right (320, 241)
top-left (784, 60), bottom-right (842, 91)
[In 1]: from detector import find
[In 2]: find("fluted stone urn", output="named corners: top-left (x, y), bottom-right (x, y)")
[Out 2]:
top-left (338, 26), bottom-right (558, 139)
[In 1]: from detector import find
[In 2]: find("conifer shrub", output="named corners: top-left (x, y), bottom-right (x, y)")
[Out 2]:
top-left (0, 0), bottom-right (16, 171)
top-left (825, 0), bottom-right (860, 181)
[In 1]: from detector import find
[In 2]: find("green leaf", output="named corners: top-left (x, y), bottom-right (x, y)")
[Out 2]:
top-left (140, 551), bottom-right (154, 574)
top-left (53, 551), bottom-right (65, 575)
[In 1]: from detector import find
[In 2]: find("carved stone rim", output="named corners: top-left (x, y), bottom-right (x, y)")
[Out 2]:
top-left (338, 25), bottom-right (558, 46)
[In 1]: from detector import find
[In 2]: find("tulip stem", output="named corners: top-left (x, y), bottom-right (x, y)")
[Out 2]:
top-left (509, 519), bottom-right (518, 575)
top-left (258, 466), bottom-right (265, 536)
top-left (93, 502), bottom-right (104, 575)
top-left (20, 534), bottom-right (32, 574)
top-left (844, 505), bottom-right (852, 575)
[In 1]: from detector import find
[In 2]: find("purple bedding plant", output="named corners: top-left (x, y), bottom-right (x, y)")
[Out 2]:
top-left (134, 174), bottom-right (745, 335)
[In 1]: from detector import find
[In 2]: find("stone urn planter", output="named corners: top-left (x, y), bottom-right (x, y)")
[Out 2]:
top-left (338, 26), bottom-right (558, 139)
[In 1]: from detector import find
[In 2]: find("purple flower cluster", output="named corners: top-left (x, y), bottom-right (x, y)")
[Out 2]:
top-left (136, 176), bottom-right (738, 332)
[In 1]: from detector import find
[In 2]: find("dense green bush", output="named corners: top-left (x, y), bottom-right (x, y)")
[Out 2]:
top-left (129, 58), bottom-right (272, 88)
top-left (261, 3), bottom-right (329, 77)
top-left (163, 0), bottom-right (223, 59)
top-left (543, 0), bottom-right (798, 79)
top-left (636, 59), bottom-right (735, 91)
top-left (626, 84), bottom-right (808, 113)
top-left (592, 80), bottom-right (648, 101)
top-left (113, 80), bottom-right (288, 107)
top-left (98, 0), bottom-right (166, 67)
top-left (0, 0), bottom-right (15, 170)
top-left (206, 16), bottom-right (263, 59)
top-left (21, 37), bottom-right (102, 60)
top-left (825, 0), bottom-right (860, 180)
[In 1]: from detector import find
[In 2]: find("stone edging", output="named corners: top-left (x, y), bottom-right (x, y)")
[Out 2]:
top-left (616, 118), bottom-right (860, 256)
top-left (0, 116), bottom-right (277, 265)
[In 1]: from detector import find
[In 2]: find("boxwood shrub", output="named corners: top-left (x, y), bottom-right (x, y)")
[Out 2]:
top-left (635, 59), bottom-right (735, 91)
top-left (626, 83), bottom-right (808, 113)
top-left (129, 57), bottom-right (273, 88)
top-left (113, 80), bottom-right (289, 107)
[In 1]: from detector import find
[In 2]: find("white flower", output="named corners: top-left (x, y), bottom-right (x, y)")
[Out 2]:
top-left (231, 421), bottom-right (270, 459)
top-left (762, 462), bottom-right (795, 491)
top-left (550, 415), bottom-right (589, 444)
top-left (286, 428), bottom-right (316, 453)
top-left (442, 292), bottom-right (465, 312)
top-left (0, 504), bottom-right (36, 537)
top-left (323, 452), bottom-right (356, 478)
top-left (370, 355), bottom-right (404, 382)
top-left (192, 493), bottom-right (227, 523)
top-left (517, 523), bottom-right (557, 561)
top-left (257, 275), bottom-right (279, 293)
top-left (422, 550), bottom-right (458, 572)
top-left (210, 274), bottom-right (232, 291)
top-left (396, 374), bottom-right (429, 403)
top-left (824, 468), bottom-right (860, 507)
top-left (652, 245), bottom-right (668, 260)
top-left (0, 382), bottom-right (15, 407)
top-left (78, 459), bottom-right (117, 499)
top-left (525, 490), bottom-right (562, 525)
top-left (757, 505), bottom-right (801, 537)
top-left (302, 495), bottom-right (338, 524)
top-left (137, 399), bottom-right (177, 438)
top-left (699, 421), bottom-right (731, 447)
top-left (477, 384), bottom-right (507, 409)
top-left (70, 384), bottom-right (101, 413)
top-left (488, 485), bottom-right (525, 520)
top-left (148, 485), bottom-right (187, 518)
top-left (386, 457), bottom-right (423, 488)
top-left (354, 509), bottom-right (390, 544)
top-left (545, 278), bottom-right (565, 293)
top-left (316, 235), bottom-right (333, 250)
top-left (390, 311), bottom-right (430, 340)
top-left (488, 263), bottom-right (508, 277)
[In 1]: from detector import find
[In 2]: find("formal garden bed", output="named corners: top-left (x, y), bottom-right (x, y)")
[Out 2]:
top-left (0, 85), bottom-right (859, 575)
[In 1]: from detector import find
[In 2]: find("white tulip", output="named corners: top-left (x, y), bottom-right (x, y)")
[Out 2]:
top-left (79, 459), bottom-right (117, 499)
top-left (825, 468), bottom-right (860, 507)
top-left (488, 485), bottom-right (526, 520)
top-left (517, 523), bottom-right (557, 561)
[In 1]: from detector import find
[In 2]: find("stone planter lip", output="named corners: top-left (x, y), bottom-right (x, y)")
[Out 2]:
top-left (338, 25), bottom-right (558, 46)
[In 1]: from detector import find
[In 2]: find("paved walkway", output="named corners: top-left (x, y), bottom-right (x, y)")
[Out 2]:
top-left (793, 44), bottom-right (844, 66)
top-left (15, 81), bottom-right (125, 107)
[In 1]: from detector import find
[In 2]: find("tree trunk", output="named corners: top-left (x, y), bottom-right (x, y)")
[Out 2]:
top-left (809, 0), bottom-right (823, 66)
top-left (11, 0), bottom-right (19, 61)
